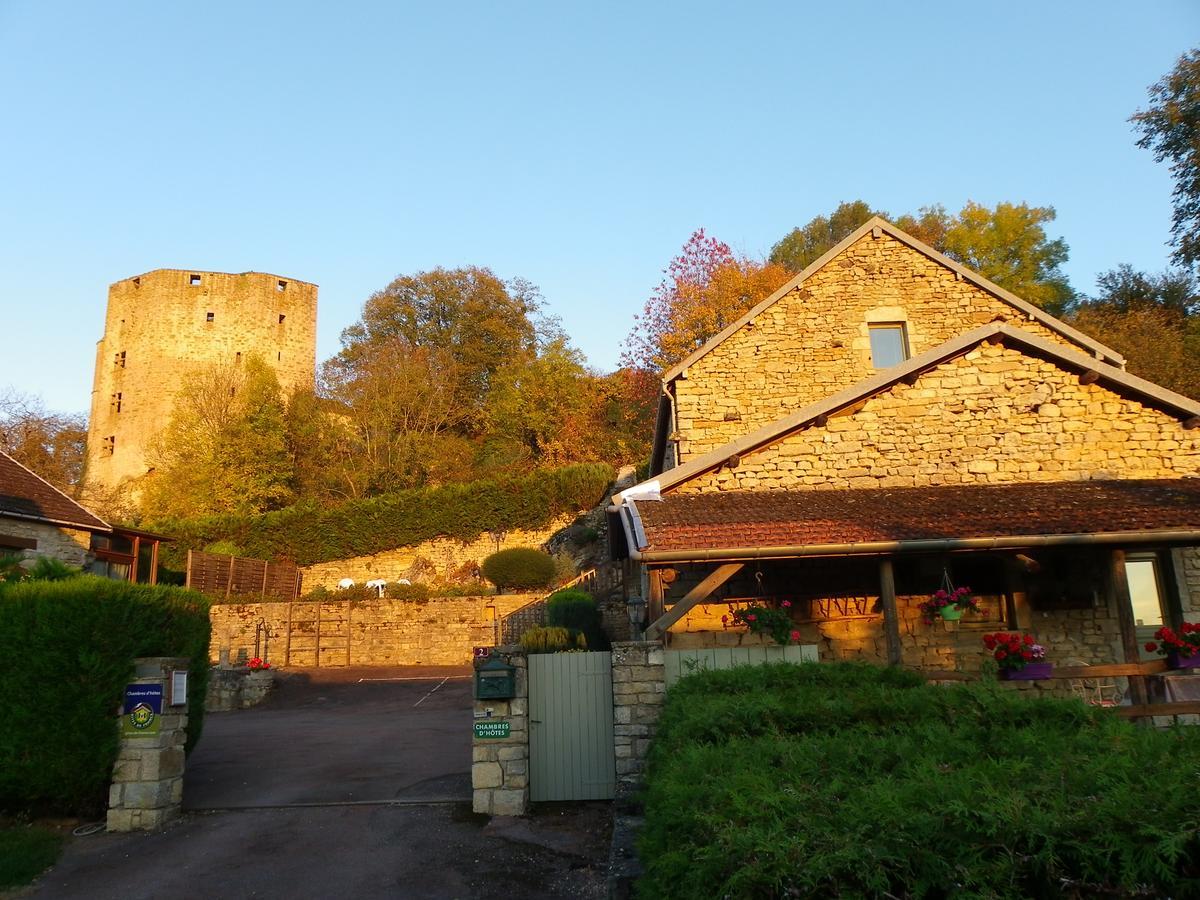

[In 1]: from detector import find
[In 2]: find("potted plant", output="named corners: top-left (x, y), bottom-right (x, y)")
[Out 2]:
top-left (983, 632), bottom-right (1051, 680)
top-left (920, 586), bottom-right (981, 624)
top-left (722, 601), bottom-right (802, 646)
top-left (1144, 623), bottom-right (1200, 669)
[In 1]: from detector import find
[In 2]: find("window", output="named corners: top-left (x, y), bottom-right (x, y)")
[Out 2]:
top-left (277, 280), bottom-right (287, 292)
top-left (110, 392), bottom-right (122, 413)
top-left (114, 351), bottom-right (126, 368)
top-left (235, 352), bottom-right (242, 364)
top-left (206, 311), bottom-right (215, 323)
top-left (869, 323), bottom-right (909, 369)
top-left (189, 274), bottom-right (202, 286)
top-left (1127, 555), bottom-right (1165, 628)
top-left (278, 313), bottom-right (286, 324)
top-left (102, 435), bottom-right (115, 456)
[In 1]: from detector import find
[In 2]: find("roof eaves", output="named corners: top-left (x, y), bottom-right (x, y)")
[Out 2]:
top-left (0, 451), bottom-right (110, 531)
top-left (628, 323), bottom-right (1200, 500)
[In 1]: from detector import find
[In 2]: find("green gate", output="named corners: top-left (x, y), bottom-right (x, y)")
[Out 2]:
top-left (528, 651), bottom-right (616, 802)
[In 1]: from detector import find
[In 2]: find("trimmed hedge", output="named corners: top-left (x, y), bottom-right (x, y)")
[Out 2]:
top-left (520, 626), bottom-right (587, 653)
top-left (482, 547), bottom-right (558, 591)
top-left (150, 463), bottom-right (613, 569)
top-left (639, 663), bottom-right (1200, 898)
top-left (0, 577), bottom-right (211, 816)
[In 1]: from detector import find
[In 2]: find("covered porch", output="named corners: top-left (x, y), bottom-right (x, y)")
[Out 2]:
top-left (612, 479), bottom-right (1200, 711)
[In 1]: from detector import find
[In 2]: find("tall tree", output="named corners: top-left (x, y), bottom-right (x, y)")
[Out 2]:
top-left (623, 229), bottom-right (791, 373)
top-left (934, 201), bottom-right (1074, 314)
top-left (0, 389), bottom-right (87, 494)
top-left (142, 357), bottom-right (294, 519)
top-left (1132, 48), bottom-right (1200, 269)
top-left (335, 267), bottom-right (543, 416)
top-left (1068, 265), bottom-right (1200, 400)
top-left (769, 200), bottom-right (879, 272)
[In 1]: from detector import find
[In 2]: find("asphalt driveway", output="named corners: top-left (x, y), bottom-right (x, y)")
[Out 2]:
top-left (184, 666), bottom-right (475, 808)
top-left (29, 668), bottom-right (611, 900)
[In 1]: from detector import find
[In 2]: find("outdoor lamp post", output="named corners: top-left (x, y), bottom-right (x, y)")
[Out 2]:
top-left (627, 595), bottom-right (647, 641)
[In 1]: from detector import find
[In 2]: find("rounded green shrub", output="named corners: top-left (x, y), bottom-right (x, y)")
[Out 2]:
top-left (482, 547), bottom-right (557, 592)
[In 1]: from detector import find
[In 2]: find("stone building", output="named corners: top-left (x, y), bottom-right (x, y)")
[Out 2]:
top-left (612, 217), bottom-right (1200, 696)
top-left (0, 448), bottom-right (166, 581)
top-left (85, 269), bottom-right (317, 504)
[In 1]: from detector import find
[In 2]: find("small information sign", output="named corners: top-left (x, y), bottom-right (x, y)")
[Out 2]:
top-left (122, 684), bottom-right (163, 737)
top-left (473, 646), bottom-right (492, 660)
top-left (473, 720), bottom-right (510, 740)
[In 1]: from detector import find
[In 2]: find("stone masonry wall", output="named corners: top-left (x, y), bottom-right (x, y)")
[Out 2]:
top-left (86, 269), bottom-right (317, 500)
top-left (208, 595), bottom-right (536, 667)
top-left (673, 231), bottom-right (1098, 460)
top-left (0, 519), bottom-right (91, 567)
top-left (472, 649), bottom-right (529, 816)
top-left (678, 343), bottom-right (1200, 494)
top-left (299, 516), bottom-right (574, 590)
top-left (611, 642), bottom-right (665, 785)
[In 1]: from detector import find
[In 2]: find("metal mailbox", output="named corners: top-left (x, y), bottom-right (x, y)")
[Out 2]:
top-left (475, 656), bottom-right (517, 699)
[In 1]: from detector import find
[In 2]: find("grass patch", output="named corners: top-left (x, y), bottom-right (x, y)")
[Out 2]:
top-left (0, 825), bottom-right (63, 890)
top-left (638, 662), bottom-right (1200, 898)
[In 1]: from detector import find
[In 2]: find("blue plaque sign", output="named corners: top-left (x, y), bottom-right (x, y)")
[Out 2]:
top-left (122, 684), bottom-right (163, 736)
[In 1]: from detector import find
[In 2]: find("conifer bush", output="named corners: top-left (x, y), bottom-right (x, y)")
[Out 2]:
top-left (481, 547), bottom-right (558, 592)
top-left (546, 589), bottom-right (608, 650)
top-left (0, 577), bottom-right (210, 815)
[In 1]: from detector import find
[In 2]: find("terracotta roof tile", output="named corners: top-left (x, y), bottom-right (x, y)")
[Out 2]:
top-left (635, 479), bottom-right (1200, 553)
top-left (0, 451), bottom-right (108, 531)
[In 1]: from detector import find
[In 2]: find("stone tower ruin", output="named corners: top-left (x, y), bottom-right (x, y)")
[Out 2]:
top-left (85, 269), bottom-right (318, 504)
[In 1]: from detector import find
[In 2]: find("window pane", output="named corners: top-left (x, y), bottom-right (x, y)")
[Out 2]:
top-left (1126, 558), bottom-right (1163, 627)
top-left (869, 325), bottom-right (908, 369)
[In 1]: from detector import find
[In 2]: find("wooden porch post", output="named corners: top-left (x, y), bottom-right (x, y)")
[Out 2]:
top-left (879, 558), bottom-right (902, 666)
top-left (1110, 549), bottom-right (1149, 707)
top-left (648, 569), bottom-right (665, 626)
top-left (129, 535), bottom-right (140, 584)
top-left (644, 563), bottom-right (744, 641)
top-left (149, 540), bottom-right (159, 586)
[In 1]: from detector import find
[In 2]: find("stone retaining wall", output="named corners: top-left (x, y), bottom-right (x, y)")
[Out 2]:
top-left (611, 642), bottom-right (665, 786)
top-left (299, 518), bottom-right (574, 591)
top-left (208, 595), bottom-right (537, 667)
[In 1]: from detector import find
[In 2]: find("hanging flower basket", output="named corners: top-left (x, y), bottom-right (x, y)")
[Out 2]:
top-left (939, 604), bottom-right (965, 622)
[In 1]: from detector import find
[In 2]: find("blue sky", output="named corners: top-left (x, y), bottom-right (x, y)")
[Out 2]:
top-left (0, 1), bottom-right (1196, 413)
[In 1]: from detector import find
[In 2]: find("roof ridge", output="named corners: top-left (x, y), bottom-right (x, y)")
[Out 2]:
top-left (660, 216), bottom-right (1123, 384)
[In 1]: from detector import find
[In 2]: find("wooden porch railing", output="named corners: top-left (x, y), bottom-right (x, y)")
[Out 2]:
top-left (923, 658), bottom-right (1200, 719)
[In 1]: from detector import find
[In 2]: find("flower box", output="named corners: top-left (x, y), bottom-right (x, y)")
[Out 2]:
top-left (1000, 662), bottom-right (1053, 681)
top-left (939, 605), bottom-right (965, 621)
top-left (1167, 651), bottom-right (1200, 670)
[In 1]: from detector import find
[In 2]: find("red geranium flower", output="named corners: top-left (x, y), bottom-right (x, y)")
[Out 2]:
top-left (1146, 642), bottom-right (1158, 652)
top-left (790, 630), bottom-right (800, 641)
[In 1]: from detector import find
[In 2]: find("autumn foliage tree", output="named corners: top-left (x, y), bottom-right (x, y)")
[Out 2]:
top-left (0, 389), bottom-right (87, 495)
top-left (622, 229), bottom-right (791, 373)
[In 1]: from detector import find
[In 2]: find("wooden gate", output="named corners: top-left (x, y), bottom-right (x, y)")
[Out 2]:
top-left (664, 643), bottom-right (819, 687)
top-left (528, 651), bottom-right (616, 802)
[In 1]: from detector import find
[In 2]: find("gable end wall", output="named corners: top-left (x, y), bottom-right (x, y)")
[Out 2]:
top-left (677, 344), bottom-right (1200, 494)
top-left (673, 232), bottom-right (1093, 460)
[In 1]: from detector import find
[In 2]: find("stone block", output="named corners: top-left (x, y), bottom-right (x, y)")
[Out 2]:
top-left (473, 789), bottom-right (493, 815)
top-left (122, 781), bottom-right (170, 810)
top-left (106, 808), bottom-right (134, 833)
top-left (497, 746), bottom-right (525, 761)
top-left (502, 759), bottom-right (527, 777)
top-left (473, 746), bottom-right (499, 762)
top-left (472, 762), bottom-right (503, 789)
top-left (491, 789), bottom-right (528, 817)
